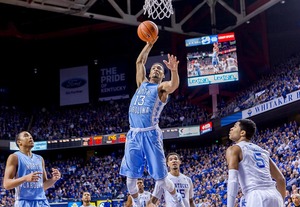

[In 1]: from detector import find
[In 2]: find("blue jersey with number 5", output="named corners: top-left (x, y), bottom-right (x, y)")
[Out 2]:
top-left (129, 82), bottom-right (166, 128)
top-left (236, 141), bottom-right (276, 194)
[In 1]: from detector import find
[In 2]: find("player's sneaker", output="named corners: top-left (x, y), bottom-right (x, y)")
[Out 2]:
top-left (171, 193), bottom-right (185, 207)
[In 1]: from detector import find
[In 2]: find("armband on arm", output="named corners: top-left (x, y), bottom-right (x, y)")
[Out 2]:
top-left (227, 169), bottom-right (239, 207)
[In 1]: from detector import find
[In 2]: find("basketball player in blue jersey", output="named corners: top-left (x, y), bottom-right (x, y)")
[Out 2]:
top-left (226, 119), bottom-right (286, 207)
top-left (3, 131), bottom-right (61, 207)
top-left (125, 178), bottom-right (151, 207)
top-left (152, 152), bottom-right (195, 207)
top-left (212, 42), bottom-right (219, 72)
top-left (119, 37), bottom-right (184, 207)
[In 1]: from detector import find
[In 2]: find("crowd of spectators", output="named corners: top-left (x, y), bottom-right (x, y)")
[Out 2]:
top-left (0, 120), bottom-right (299, 206)
top-left (217, 54), bottom-right (300, 117)
top-left (0, 97), bottom-right (209, 141)
top-left (0, 54), bottom-right (299, 141)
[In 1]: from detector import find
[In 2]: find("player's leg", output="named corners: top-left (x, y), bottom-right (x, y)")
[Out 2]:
top-left (143, 129), bottom-right (185, 207)
top-left (120, 131), bottom-right (145, 207)
top-left (120, 131), bottom-right (145, 178)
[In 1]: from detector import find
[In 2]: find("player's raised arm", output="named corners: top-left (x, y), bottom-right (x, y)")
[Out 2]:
top-left (136, 37), bottom-right (158, 87)
top-left (160, 53), bottom-right (180, 94)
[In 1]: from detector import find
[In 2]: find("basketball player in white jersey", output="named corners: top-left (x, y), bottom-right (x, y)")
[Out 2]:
top-left (220, 57), bottom-right (227, 72)
top-left (125, 179), bottom-right (152, 207)
top-left (226, 119), bottom-right (286, 207)
top-left (151, 152), bottom-right (195, 207)
top-left (193, 59), bottom-right (201, 76)
top-left (80, 192), bottom-right (94, 207)
top-left (225, 54), bottom-right (237, 72)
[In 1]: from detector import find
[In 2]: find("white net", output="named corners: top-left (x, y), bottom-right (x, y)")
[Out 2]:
top-left (143, 0), bottom-right (174, 20)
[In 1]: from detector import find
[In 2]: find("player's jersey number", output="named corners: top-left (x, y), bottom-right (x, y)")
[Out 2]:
top-left (253, 152), bottom-right (266, 168)
top-left (134, 95), bottom-right (145, 106)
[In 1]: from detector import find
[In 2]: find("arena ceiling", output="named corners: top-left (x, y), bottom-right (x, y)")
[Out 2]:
top-left (0, 0), bottom-right (292, 110)
top-left (0, 0), bottom-right (284, 39)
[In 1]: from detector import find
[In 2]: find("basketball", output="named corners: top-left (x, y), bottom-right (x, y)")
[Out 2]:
top-left (137, 20), bottom-right (159, 42)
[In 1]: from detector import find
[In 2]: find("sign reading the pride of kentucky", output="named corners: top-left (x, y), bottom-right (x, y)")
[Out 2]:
top-left (99, 61), bottom-right (129, 101)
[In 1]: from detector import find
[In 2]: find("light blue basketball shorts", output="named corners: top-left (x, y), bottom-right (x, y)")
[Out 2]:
top-left (120, 126), bottom-right (168, 180)
top-left (15, 200), bottom-right (50, 207)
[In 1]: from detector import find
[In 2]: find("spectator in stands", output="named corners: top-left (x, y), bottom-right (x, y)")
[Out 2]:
top-left (3, 131), bottom-right (61, 207)
top-left (292, 193), bottom-right (300, 207)
top-left (104, 198), bottom-right (110, 207)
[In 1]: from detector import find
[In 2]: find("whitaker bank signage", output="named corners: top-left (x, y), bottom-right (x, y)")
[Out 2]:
top-left (242, 90), bottom-right (300, 118)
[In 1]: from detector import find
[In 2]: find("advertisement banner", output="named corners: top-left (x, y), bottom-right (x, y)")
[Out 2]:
top-left (200, 122), bottom-right (212, 134)
top-left (68, 202), bottom-right (82, 207)
top-left (242, 90), bottom-right (300, 118)
top-left (97, 200), bottom-right (111, 207)
top-left (99, 63), bottom-right (129, 101)
top-left (118, 134), bottom-right (126, 143)
top-left (60, 66), bottom-right (89, 106)
top-left (218, 32), bottom-right (235, 42)
top-left (10, 141), bottom-right (47, 151)
top-left (188, 72), bottom-right (238, 86)
top-left (94, 136), bottom-right (103, 145)
top-left (178, 126), bottom-right (200, 137)
top-left (162, 128), bottom-right (179, 139)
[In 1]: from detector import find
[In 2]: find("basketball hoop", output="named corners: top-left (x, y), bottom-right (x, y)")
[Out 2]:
top-left (143, 0), bottom-right (174, 20)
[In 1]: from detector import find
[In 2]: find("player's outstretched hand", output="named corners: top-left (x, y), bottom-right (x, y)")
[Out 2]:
top-left (51, 168), bottom-right (61, 181)
top-left (163, 54), bottom-right (179, 71)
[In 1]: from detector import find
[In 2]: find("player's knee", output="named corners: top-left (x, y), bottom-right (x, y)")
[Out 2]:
top-left (126, 177), bottom-right (138, 195)
top-left (156, 177), bottom-right (175, 193)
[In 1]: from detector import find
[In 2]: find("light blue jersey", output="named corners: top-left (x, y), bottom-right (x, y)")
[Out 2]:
top-left (129, 82), bottom-right (166, 128)
top-left (14, 151), bottom-right (49, 206)
top-left (120, 82), bottom-right (168, 180)
top-left (212, 51), bottom-right (219, 66)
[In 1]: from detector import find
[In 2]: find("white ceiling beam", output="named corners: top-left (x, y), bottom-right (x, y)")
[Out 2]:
top-left (0, 0), bottom-right (283, 37)
top-left (221, 0), bottom-right (282, 33)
